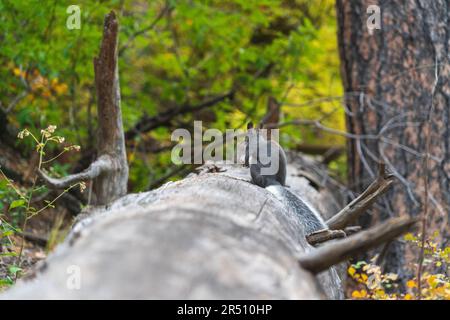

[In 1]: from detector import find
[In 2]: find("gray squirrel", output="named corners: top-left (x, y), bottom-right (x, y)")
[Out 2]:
top-left (244, 122), bottom-right (327, 234)
top-left (245, 122), bottom-right (287, 188)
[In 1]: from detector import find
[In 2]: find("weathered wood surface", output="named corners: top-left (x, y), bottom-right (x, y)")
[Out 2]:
top-left (2, 157), bottom-right (345, 299)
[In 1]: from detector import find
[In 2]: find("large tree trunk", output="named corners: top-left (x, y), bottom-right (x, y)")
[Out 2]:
top-left (336, 0), bottom-right (450, 275)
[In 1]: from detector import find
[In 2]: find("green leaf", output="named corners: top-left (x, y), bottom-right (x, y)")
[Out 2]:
top-left (9, 199), bottom-right (26, 210)
top-left (0, 278), bottom-right (14, 287)
top-left (0, 230), bottom-right (14, 237)
top-left (8, 266), bottom-right (22, 275)
top-left (0, 179), bottom-right (8, 189)
top-left (0, 252), bottom-right (18, 257)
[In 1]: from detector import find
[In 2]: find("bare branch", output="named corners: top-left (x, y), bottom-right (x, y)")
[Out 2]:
top-left (125, 91), bottom-right (235, 140)
top-left (5, 91), bottom-right (28, 114)
top-left (298, 217), bottom-right (418, 274)
top-left (293, 143), bottom-right (344, 164)
top-left (343, 226), bottom-right (361, 235)
top-left (118, 4), bottom-right (172, 56)
top-left (326, 163), bottom-right (395, 230)
top-left (19, 231), bottom-right (48, 247)
top-left (5, 65), bottom-right (30, 114)
top-left (293, 143), bottom-right (342, 155)
top-left (268, 118), bottom-right (442, 163)
top-left (306, 229), bottom-right (346, 246)
top-left (38, 155), bottom-right (113, 189)
top-left (146, 164), bottom-right (192, 190)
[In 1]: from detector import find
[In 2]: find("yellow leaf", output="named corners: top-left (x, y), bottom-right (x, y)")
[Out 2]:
top-left (375, 289), bottom-right (386, 298)
top-left (404, 233), bottom-right (416, 241)
top-left (13, 67), bottom-right (21, 76)
top-left (348, 266), bottom-right (356, 276)
top-left (428, 275), bottom-right (438, 288)
top-left (352, 290), bottom-right (366, 299)
top-left (404, 294), bottom-right (413, 300)
top-left (407, 280), bottom-right (417, 288)
top-left (55, 83), bottom-right (68, 95)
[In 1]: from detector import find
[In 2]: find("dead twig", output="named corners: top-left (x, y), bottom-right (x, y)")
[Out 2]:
top-left (343, 226), bottom-right (361, 235)
top-left (306, 229), bottom-right (346, 246)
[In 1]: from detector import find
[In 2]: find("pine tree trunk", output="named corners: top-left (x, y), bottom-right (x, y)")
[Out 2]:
top-left (336, 0), bottom-right (450, 274)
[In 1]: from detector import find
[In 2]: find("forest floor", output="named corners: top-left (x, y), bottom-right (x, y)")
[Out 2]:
top-left (0, 142), bottom-right (72, 291)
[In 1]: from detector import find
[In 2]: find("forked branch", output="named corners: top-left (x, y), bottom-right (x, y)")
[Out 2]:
top-left (326, 163), bottom-right (395, 230)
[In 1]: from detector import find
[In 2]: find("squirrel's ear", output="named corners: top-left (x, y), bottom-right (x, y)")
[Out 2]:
top-left (247, 122), bottom-right (254, 130)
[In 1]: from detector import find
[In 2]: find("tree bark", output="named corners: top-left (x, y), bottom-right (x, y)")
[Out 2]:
top-left (2, 160), bottom-right (345, 299)
top-left (92, 11), bottom-right (128, 205)
top-left (336, 0), bottom-right (450, 274)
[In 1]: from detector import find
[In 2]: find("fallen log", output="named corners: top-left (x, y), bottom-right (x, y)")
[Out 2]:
top-left (2, 162), bottom-right (342, 299)
top-left (1, 158), bottom-right (416, 299)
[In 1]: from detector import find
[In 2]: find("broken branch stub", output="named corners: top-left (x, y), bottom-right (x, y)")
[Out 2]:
top-left (38, 11), bottom-right (128, 206)
top-left (92, 10), bottom-right (128, 205)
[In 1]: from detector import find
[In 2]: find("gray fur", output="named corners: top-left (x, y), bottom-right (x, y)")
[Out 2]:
top-left (246, 127), bottom-right (286, 187)
top-left (267, 185), bottom-right (327, 234)
top-left (246, 127), bottom-right (327, 234)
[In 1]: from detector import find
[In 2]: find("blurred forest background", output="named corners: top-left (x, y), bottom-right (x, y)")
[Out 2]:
top-left (0, 0), bottom-right (345, 192)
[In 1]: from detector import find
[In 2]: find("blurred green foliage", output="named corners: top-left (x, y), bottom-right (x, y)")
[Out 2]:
top-left (0, 0), bottom-right (345, 191)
